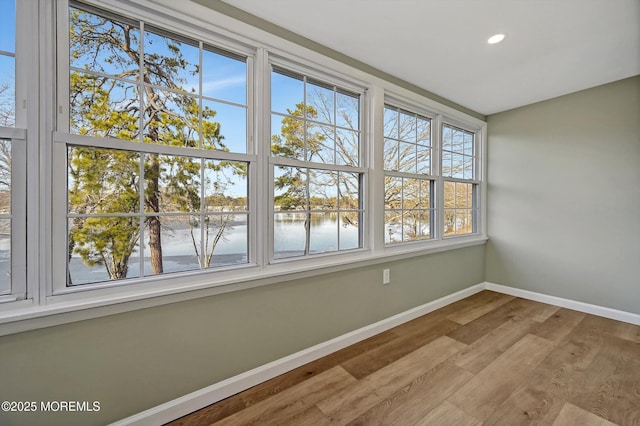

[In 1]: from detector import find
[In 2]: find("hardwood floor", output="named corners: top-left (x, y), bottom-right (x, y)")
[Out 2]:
top-left (167, 291), bottom-right (640, 425)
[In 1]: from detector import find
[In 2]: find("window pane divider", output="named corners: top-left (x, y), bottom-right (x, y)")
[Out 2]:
top-left (69, 65), bottom-right (250, 110)
top-left (385, 170), bottom-right (436, 180)
top-left (53, 132), bottom-right (256, 162)
top-left (0, 127), bottom-right (26, 139)
top-left (442, 177), bottom-right (481, 184)
top-left (268, 156), bottom-right (365, 174)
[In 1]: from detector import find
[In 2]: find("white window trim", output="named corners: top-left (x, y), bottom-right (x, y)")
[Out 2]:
top-left (381, 100), bottom-right (436, 245)
top-left (440, 117), bottom-right (485, 238)
top-left (52, 0), bottom-right (259, 297)
top-left (267, 57), bottom-right (368, 263)
top-left (0, 0), bottom-right (37, 307)
top-left (0, 0), bottom-right (487, 336)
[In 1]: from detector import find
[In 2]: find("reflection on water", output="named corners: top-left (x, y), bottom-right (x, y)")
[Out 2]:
top-left (273, 212), bottom-right (359, 259)
top-left (68, 215), bottom-right (359, 285)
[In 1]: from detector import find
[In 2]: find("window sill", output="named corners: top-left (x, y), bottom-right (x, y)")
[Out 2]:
top-left (0, 236), bottom-right (486, 337)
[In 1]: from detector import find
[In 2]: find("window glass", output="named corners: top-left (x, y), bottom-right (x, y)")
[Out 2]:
top-left (69, 6), bottom-right (247, 153)
top-left (442, 124), bottom-right (478, 237)
top-left (444, 181), bottom-right (476, 236)
top-left (442, 124), bottom-right (475, 179)
top-left (66, 5), bottom-right (250, 286)
top-left (0, 0), bottom-right (16, 127)
top-left (271, 67), bottom-right (363, 259)
top-left (271, 68), bottom-right (360, 167)
top-left (0, 0), bottom-right (16, 295)
top-left (384, 176), bottom-right (433, 244)
top-left (383, 105), bottom-right (433, 244)
top-left (202, 46), bottom-right (247, 105)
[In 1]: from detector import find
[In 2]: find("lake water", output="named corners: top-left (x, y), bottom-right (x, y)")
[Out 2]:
top-left (66, 214), bottom-right (360, 286)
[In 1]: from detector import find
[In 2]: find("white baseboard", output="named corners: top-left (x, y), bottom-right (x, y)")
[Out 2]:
top-left (111, 283), bottom-right (485, 426)
top-left (484, 282), bottom-right (640, 326)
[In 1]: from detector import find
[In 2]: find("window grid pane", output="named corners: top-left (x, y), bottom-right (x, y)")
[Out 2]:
top-left (0, 0), bottom-right (16, 127)
top-left (67, 144), bottom-right (249, 285)
top-left (442, 124), bottom-right (475, 180)
top-left (271, 67), bottom-right (363, 260)
top-left (69, 5), bottom-right (247, 153)
top-left (271, 68), bottom-right (361, 168)
top-left (274, 165), bottom-right (363, 259)
top-left (443, 181), bottom-right (478, 236)
top-left (384, 176), bottom-right (433, 244)
top-left (66, 4), bottom-right (250, 286)
top-left (383, 105), bottom-right (432, 175)
top-left (384, 105), bottom-right (434, 245)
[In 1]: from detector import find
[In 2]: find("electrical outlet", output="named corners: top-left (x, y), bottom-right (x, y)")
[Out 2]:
top-left (383, 268), bottom-right (390, 285)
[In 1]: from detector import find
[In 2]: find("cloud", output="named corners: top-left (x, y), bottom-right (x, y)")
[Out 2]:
top-left (202, 75), bottom-right (245, 97)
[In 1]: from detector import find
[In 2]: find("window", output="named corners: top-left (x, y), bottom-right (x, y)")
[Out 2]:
top-left (0, 0), bottom-right (485, 325)
top-left (270, 67), bottom-right (364, 259)
top-left (0, 1), bottom-right (15, 296)
top-left (383, 105), bottom-right (434, 244)
top-left (442, 124), bottom-right (478, 236)
top-left (56, 3), bottom-right (252, 287)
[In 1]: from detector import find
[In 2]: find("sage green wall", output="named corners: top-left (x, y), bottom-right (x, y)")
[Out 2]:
top-left (0, 245), bottom-right (484, 425)
top-left (486, 76), bottom-right (640, 314)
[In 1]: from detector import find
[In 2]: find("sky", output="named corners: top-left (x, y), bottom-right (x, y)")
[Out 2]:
top-left (0, 0), bottom-right (15, 54)
top-left (0, 0), bottom-right (16, 127)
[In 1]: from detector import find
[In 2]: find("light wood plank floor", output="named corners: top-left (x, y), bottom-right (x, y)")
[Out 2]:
top-left (167, 291), bottom-right (640, 425)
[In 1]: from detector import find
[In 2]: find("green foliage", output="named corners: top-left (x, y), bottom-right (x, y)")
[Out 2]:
top-left (270, 102), bottom-right (324, 159)
top-left (272, 103), bottom-right (326, 211)
top-left (271, 99), bottom-right (361, 252)
top-left (68, 7), bottom-right (233, 281)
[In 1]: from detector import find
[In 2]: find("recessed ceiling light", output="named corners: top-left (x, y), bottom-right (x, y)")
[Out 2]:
top-left (488, 33), bottom-right (506, 44)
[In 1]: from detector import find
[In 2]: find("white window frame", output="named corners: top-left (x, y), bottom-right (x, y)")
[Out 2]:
top-left (380, 95), bottom-right (485, 251)
top-left (382, 100), bottom-right (437, 245)
top-left (267, 58), bottom-right (368, 264)
top-left (0, 128), bottom-right (27, 303)
top-left (440, 120), bottom-right (482, 238)
top-left (0, 0), bottom-right (32, 306)
top-left (51, 0), bottom-right (259, 299)
top-left (0, 0), bottom-right (487, 335)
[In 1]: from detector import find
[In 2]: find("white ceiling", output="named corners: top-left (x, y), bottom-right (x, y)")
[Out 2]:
top-left (220, 0), bottom-right (640, 115)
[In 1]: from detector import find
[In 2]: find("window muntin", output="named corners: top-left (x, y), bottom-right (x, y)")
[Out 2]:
top-left (64, 4), bottom-right (251, 287)
top-left (442, 124), bottom-right (478, 237)
top-left (69, 5), bottom-right (248, 152)
top-left (271, 67), bottom-right (363, 259)
top-left (384, 177), bottom-right (433, 244)
top-left (271, 68), bottom-right (360, 167)
top-left (444, 181), bottom-right (477, 236)
top-left (66, 145), bottom-right (249, 285)
top-left (273, 166), bottom-right (361, 259)
top-left (384, 105), bottom-right (434, 244)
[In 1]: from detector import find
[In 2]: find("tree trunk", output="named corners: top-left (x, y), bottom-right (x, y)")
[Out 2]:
top-left (110, 261), bottom-right (128, 280)
top-left (148, 215), bottom-right (163, 274)
top-left (147, 155), bottom-right (163, 274)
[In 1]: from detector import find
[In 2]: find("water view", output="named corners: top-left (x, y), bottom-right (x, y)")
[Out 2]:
top-left (67, 213), bottom-right (359, 285)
